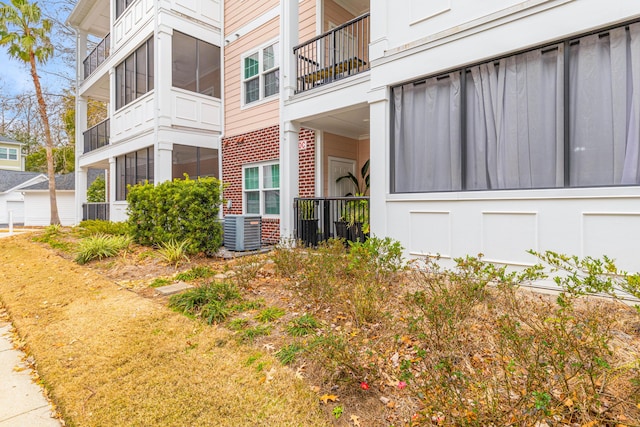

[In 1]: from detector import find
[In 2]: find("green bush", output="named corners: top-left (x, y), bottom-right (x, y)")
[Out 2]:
top-left (75, 234), bottom-right (132, 264)
top-left (87, 174), bottom-right (106, 202)
top-left (77, 220), bottom-right (129, 237)
top-left (169, 282), bottom-right (241, 325)
top-left (126, 176), bottom-right (223, 255)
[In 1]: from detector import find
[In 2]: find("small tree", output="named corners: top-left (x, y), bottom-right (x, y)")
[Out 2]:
top-left (86, 174), bottom-right (106, 203)
top-left (0, 0), bottom-right (59, 224)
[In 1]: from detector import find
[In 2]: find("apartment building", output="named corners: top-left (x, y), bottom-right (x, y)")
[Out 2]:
top-left (69, 0), bottom-right (640, 273)
top-left (281, 0), bottom-right (640, 273)
top-left (68, 0), bottom-right (223, 222)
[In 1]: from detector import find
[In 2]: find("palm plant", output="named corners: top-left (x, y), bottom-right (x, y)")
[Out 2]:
top-left (0, 0), bottom-right (59, 224)
top-left (336, 159), bottom-right (370, 196)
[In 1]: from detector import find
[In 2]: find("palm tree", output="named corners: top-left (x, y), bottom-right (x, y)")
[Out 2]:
top-left (0, 0), bottom-right (60, 224)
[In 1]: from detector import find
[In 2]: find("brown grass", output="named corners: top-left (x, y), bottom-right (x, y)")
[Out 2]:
top-left (0, 235), bottom-right (327, 427)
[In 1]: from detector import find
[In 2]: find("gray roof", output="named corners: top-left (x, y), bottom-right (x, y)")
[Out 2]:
top-left (0, 170), bottom-right (44, 193)
top-left (22, 173), bottom-right (75, 191)
top-left (0, 136), bottom-right (23, 145)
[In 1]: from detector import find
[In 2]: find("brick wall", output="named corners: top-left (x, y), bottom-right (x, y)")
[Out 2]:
top-left (222, 125), bottom-right (316, 244)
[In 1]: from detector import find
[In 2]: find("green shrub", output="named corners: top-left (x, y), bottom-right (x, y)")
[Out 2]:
top-left (275, 343), bottom-right (304, 365)
top-left (86, 174), bottom-right (106, 202)
top-left (77, 220), bottom-right (129, 237)
top-left (75, 234), bottom-right (132, 264)
top-left (169, 282), bottom-right (242, 325)
top-left (287, 314), bottom-right (320, 337)
top-left (255, 307), bottom-right (285, 322)
top-left (127, 176), bottom-right (223, 254)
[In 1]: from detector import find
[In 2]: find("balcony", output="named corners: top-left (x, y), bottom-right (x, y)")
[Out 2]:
top-left (83, 33), bottom-right (110, 79)
top-left (83, 119), bottom-right (110, 154)
top-left (294, 197), bottom-right (369, 246)
top-left (294, 13), bottom-right (370, 93)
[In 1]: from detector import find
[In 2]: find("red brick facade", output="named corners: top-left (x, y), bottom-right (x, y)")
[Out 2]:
top-left (222, 125), bottom-right (316, 244)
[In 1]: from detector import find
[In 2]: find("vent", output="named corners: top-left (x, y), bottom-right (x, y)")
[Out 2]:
top-left (223, 215), bottom-right (262, 251)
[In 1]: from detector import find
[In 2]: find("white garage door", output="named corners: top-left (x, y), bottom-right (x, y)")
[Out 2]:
top-left (6, 201), bottom-right (25, 224)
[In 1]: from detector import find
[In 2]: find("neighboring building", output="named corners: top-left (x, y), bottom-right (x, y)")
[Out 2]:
top-left (0, 170), bottom-right (47, 225)
top-left (67, 0), bottom-right (223, 223)
top-left (22, 174), bottom-right (76, 226)
top-left (0, 136), bottom-right (25, 171)
top-left (280, 0), bottom-right (640, 273)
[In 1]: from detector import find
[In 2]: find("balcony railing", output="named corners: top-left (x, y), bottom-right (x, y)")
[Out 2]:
top-left (294, 13), bottom-right (370, 93)
top-left (83, 33), bottom-right (111, 79)
top-left (82, 203), bottom-right (110, 221)
top-left (83, 119), bottom-right (110, 153)
top-left (294, 197), bottom-right (369, 246)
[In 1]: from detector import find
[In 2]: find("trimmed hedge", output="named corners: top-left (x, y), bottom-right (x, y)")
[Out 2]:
top-left (126, 176), bottom-right (223, 254)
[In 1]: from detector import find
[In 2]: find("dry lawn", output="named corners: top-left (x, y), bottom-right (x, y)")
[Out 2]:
top-left (0, 234), bottom-right (327, 427)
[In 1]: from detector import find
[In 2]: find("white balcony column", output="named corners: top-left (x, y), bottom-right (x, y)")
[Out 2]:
top-left (156, 141), bottom-right (174, 184)
top-left (368, 87), bottom-right (389, 238)
top-left (279, 121), bottom-right (300, 240)
top-left (280, 0), bottom-right (299, 100)
top-left (75, 167), bottom-right (88, 224)
top-left (76, 29), bottom-right (87, 81)
top-left (156, 24), bottom-right (173, 128)
top-left (108, 157), bottom-right (117, 218)
top-left (369, 0), bottom-right (388, 61)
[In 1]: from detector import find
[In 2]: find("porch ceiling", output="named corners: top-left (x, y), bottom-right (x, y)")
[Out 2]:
top-left (333, 0), bottom-right (369, 17)
top-left (302, 107), bottom-right (370, 140)
top-left (81, 72), bottom-right (110, 102)
top-left (67, 0), bottom-right (110, 37)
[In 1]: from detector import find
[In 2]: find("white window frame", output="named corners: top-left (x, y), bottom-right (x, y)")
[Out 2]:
top-left (242, 161), bottom-right (280, 217)
top-left (240, 38), bottom-right (279, 108)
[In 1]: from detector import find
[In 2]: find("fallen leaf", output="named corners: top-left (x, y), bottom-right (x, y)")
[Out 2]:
top-left (350, 414), bottom-right (361, 426)
top-left (320, 394), bottom-right (338, 404)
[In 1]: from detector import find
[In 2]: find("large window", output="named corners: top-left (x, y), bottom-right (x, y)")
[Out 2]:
top-left (392, 21), bottom-right (640, 193)
top-left (172, 32), bottom-right (221, 97)
top-left (172, 145), bottom-right (219, 180)
top-left (242, 41), bottom-right (279, 105)
top-left (116, 38), bottom-right (154, 110)
top-left (116, 147), bottom-right (154, 201)
top-left (0, 147), bottom-right (17, 160)
top-left (243, 162), bottom-right (279, 215)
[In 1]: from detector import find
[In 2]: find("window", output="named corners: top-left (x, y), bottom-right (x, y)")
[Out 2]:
top-left (115, 38), bottom-right (154, 110)
top-left (116, 147), bottom-right (154, 201)
top-left (391, 21), bottom-right (640, 193)
top-left (172, 145), bottom-right (219, 180)
top-left (172, 32), bottom-right (221, 97)
top-left (242, 41), bottom-right (279, 105)
top-left (243, 162), bottom-right (280, 215)
top-left (0, 147), bottom-right (17, 160)
top-left (116, 0), bottom-right (135, 20)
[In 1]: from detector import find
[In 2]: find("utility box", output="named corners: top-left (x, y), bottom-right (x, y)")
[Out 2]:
top-left (223, 214), bottom-right (262, 251)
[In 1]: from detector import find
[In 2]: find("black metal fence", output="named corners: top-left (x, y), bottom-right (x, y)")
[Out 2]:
top-left (83, 33), bottom-right (111, 79)
top-left (294, 197), bottom-right (369, 246)
top-left (294, 13), bottom-right (370, 93)
top-left (82, 203), bottom-right (110, 221)
top-left (83, 119), bottom-right (110, 153)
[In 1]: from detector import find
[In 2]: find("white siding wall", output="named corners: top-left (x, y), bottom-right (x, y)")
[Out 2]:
top-left (24, 192), bottom-right (77, 226)
top-left (367, 0), bottom-right (640, 272)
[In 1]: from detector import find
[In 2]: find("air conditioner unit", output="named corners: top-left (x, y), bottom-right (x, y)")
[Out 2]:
top-left (223, 214), bottom-right (262, 251)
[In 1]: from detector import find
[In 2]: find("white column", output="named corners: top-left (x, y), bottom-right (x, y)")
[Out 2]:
top-left (279, 121), bottom-right (300, 240)
top-left (368, 87), bottom-right (389, 238)
top-left (156, 141), bottom-right (173, 184)
top-left (156, 24), bottom-right (173, 128)
top-left (369, 0), bottom-right (388, 61)
top-left (280, 0), bottom-right (299, 100)
top-left (108, 157), bottom-right (117, 219)
top-left (76, 167), bottom-right (88, 223)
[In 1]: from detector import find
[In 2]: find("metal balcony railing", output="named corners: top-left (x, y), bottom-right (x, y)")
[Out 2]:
top-left (82, 203), bottom-right (110, 221)
top-left (294, 13), bottom-right (370, 93)
top-left (294, 197), bottom-right (370, 246)
top-left (83, 33), bottom-right (111, 79)
top-left (83, 119), bottom-right (110, 153)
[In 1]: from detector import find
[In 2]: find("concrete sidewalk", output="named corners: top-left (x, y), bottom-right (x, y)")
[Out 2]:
top-left (0, 322), bottom-right (62, 427)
